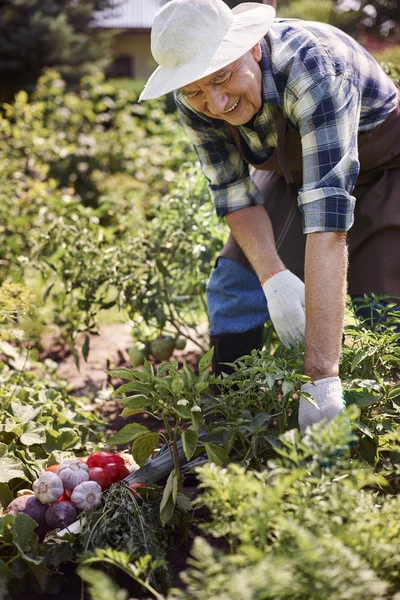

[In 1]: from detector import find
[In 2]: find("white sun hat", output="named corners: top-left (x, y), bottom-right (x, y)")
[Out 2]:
top-left (139, 0), bottom-right (275, 101)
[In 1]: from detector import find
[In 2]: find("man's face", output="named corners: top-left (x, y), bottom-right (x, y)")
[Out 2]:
top-left (179, 44), bottom-right (263, 125)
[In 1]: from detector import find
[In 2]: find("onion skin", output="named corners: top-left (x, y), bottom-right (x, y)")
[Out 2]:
top-left (45, 502), bottom-right (77, 530)
top-left (5, 496), bottom-right (47, 537)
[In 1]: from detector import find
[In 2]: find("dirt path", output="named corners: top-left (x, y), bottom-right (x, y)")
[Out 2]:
top-left (40, 323), bottom-right (207, 396)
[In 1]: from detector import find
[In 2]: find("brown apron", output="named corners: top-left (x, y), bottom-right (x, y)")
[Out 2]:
top-left (220, 88), bottom-right (400, 300)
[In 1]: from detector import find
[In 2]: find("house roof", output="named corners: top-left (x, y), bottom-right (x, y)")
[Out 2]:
top-left (93, 0), bottom-right (168, 29)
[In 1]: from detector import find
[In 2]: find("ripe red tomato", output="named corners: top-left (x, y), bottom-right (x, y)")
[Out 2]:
top-left (127, 482), bottom-right (147, 497)
top-left (88, 467), bottom-right (112, 491)
top-left (103, 461), bottom-right (130, 483)
top-left (56, 491), bottom-right (72, 503)
top-left (87, 451), bottom-right (124, 469)
top-left (46, 464), bottom-right (59, 473)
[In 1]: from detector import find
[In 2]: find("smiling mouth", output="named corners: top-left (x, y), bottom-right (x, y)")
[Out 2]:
top-left (223, 99), bottom-right (240, 114)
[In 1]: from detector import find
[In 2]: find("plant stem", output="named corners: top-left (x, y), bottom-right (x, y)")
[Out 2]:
top-left (163, 417), bottom-right (182, 492)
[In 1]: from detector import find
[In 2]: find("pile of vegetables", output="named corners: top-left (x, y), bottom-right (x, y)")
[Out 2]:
top-left (2, 452), bottom-right (131, 538)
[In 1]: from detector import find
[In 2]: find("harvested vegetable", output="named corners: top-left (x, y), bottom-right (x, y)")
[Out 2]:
top-left (5, 496), bottom-right (47, 537)
top-left (88, 467), bottom-right (112, 491)
top-left (71, 480), bottom-right (102, 510)
top-left (45, 502), bottom-right (77, 530)
top-left (33, 472), bottom-right (64, 504)
top-left (57, 460), bottom-right (89, 490)
top-left (86, 451), bottom-right (124, 469)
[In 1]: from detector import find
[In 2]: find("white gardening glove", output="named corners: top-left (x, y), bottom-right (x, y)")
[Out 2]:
top-left (299, 377), bottom-right (345, 435)
top-left (262, 269), bottom-right (306, 347)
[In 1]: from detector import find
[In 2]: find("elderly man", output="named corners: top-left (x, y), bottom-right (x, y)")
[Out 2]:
top-left (139, 0), bottom-right (400, 433)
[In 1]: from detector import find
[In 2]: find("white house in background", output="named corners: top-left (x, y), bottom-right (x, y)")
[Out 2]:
top-left (93, 0), bottom-right (169, 80)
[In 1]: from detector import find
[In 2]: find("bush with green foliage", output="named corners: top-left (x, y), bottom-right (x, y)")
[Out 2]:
top-left (0, 0), bottom-right (115, 102)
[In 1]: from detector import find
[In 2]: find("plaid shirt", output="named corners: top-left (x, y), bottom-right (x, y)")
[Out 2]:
top-left (175, 19), bottom-right (398, 233)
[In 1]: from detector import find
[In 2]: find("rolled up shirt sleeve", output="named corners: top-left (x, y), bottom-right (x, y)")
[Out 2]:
top-left (288, 74), bottom-right (361, 233)
top-left (175, 92), bottom-right (265, 217)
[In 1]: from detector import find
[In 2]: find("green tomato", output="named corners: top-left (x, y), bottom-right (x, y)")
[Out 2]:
top-left (174, 337), bottom-right (187, 350)
top-left (150, 336), bottom-right (175, 361)
top-left (128, 346), bottom-right (146, 368)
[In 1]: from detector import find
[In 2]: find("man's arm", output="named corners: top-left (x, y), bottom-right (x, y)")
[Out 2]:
top-left (226, 205), bottom-right (347, 381)
top-left (225, 204), bottom-right (284, 280)
top-left (304, 231), bottom-right (348, 380)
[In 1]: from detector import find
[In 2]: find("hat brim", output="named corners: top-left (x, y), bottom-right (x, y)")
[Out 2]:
top-left (139, 4), bottom-right (275, 101)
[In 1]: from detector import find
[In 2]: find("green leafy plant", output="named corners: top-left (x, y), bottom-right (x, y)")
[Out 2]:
top-left (106, 350), bottom-right (225, 526)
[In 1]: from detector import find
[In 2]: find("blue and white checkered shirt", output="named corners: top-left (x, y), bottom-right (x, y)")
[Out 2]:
top-left (175, 19), bottom-right (398, 233)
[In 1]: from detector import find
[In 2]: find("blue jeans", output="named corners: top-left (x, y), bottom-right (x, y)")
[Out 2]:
top-left (207, 257), bottom-right (400, 335)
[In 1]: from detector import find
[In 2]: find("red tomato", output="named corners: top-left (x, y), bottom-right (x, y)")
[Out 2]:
top-left (89, 467), bottom-right (112, 491)
top-left (127, 482), bottom-right (147, 497)
top-left (56, 492), bottom-right (72, 503)
top-left (46, 464), bottom-right (59, 473)
top-left (103, 461), bottom-right (130, 483)
top-left (87, 451), bottom-right (124, 469)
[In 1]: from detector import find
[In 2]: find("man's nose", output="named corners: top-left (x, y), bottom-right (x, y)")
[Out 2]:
top-left (206, 88), bottom-right (227, 115)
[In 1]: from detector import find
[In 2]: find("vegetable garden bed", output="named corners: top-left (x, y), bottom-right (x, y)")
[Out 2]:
top-left (1, 65), bottom-right (400, 600)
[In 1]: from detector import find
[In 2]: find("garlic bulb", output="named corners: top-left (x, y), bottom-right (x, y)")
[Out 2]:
top-left (71, 481), bottom-right (102, 510)
top-left (57, 460), bottom-right (89, 490)
top-left (33, 472), bottom-right (64, 504)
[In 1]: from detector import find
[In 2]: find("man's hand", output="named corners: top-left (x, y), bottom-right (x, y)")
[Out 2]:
top-left (262, 269), bottom-right (306, 347)
top-left (299, 377), bottom-right (345, 434)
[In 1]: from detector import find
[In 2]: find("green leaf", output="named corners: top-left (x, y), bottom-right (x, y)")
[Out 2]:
top-left (174, 404), bottom-right (191, 419)
top-left (82, 335), bottom-right (90, 362)
top-left (203, 442), bottom-right (229, 466)
top-left (182, 363), bottom-right (196, 390)
top-left (182, 430), bottom-right (198, 461)
top-left (10, 402), bottom-right (41, 424)
top-left (198, 347), bottom-right (214, 374)
top-left (123, 395), bottom-right (151, 410)
top-left (350, 351), bottom-right (369, 372)
top-left (108, 423), bottom-right (150, 446)
top-left (141, 359), bottom-right (154, 377)
top-left (11, 513), bottom-right (37, 553)
top-left (251, 412), bottom-right (272, 429)
top-left (191, 410), bottom-right (203, 434)
top-left (282, 381), bottom-right (294, 395)
top-left (388, 385), bottom-right (400, 399)
top-left (358, 435), bottom-right (379, 467)
top-left (0, 483), bottom-right (13, 510)
top-left (160, 470), bottom-right (177, 527)
top-left (120, 408), bottom-right (146, 418)
top-left (0, 444), bottom-right (7, 458)
top-left (0, 457), bottom-right (26, 483)
top-left (0, 560), bottom-right (12, 599)
top-left (25, 559), bottom-right (49, 590)
top-left (300, 390), bottom-right (318, 409)
top-left (20, 421), bottom-right (47, 446)
top-left (354, 421), bottom-right (374, 439)
top-left (131, 432), bottom-right (160, 467)
top-left (42, 428), bottom-right (80, 452)
top-left (117, 382), bottom-right (151, 395)
top-left (106, 369), bottom-right (138, 381)
top-left (344, 390), bottom-right (378, 408)
top-left (176, 493), bottom-right (192, 511)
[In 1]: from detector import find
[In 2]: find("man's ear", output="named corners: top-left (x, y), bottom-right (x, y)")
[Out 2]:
top-left (251, 42), bottom-right (262, 62)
